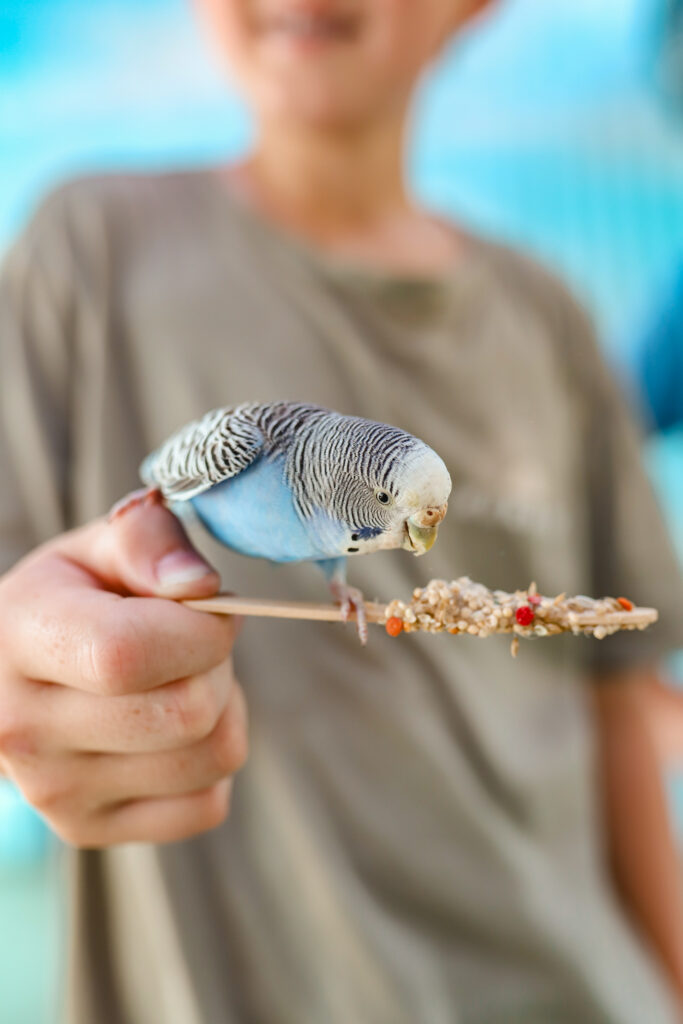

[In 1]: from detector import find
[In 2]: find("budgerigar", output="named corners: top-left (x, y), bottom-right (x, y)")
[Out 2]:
top-left (112, 401), bottom-right (451, 642)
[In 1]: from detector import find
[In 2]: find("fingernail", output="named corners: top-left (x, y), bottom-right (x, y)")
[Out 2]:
top-left (155, 550), bottom-right (215, 590)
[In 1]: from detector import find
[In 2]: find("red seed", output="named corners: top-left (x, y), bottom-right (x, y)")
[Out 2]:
top-left (528, 594), bottom-right (542, 607)
top-left (617, 596), bottom-right (633, 611)
top-left (515, 606), bottom-right (535, 626)
top-left (385, 617), bottom-right (404, 637)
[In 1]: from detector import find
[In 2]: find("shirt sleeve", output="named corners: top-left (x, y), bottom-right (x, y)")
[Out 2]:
top-left (564, 293), bottom-right (683, 673)
top-left (0, 189), bottom-right (75, 574)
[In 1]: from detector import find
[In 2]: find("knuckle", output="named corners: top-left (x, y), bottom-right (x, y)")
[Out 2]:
top-left (231, 727), bottom-right (249, 774)
top-left (203, 619), bottom-right (236, 666)
top-left (167, 675), bottom-right (219, 743)
top-left (200, 781), bottom-right (232, 830)
top-left (22, 771), bottom-right (75, 814)
top-left (231, 687), bottom-right (249, 769)
top-left (211, 705), bottom-right (248, 777)
top-left (52, 817), bottom-right (100, 849)
top-left (85, 622), bottom-right (143, 694)
top-left (217, 621), bottom-right (238, 660)
top-left (0, 710), bottom-right (33, 760)
top-left (210, 729), bottom-right (239, 776)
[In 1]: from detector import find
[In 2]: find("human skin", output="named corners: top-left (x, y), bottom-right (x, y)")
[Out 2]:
top-left (0, 502), bottom-right (248, 846)
top-left (195, 0), bottom-right (492, 273)
top-left (593, 672), bottom-right (683, 1006)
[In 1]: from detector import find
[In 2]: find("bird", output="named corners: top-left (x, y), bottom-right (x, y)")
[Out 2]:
top-left (110, 401), bottom-right (452, 642)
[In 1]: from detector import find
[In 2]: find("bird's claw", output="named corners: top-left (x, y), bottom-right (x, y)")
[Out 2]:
top-left (108, 486), bottom-right (164, 523)
top-left (329, 582), bottom-right (368, 645)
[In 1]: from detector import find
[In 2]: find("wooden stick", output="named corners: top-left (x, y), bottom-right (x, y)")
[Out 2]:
top-left (183, 595), bottom-right (386, 623)
top-left (182, 594), bottom-right (658, 630)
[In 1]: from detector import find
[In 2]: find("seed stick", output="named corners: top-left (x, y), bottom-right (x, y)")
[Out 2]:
top-left (182, 594), bottom-right (657, 631)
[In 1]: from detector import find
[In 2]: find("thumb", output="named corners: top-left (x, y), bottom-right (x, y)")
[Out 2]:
top-left (84, 497), bottom-right (221, 599)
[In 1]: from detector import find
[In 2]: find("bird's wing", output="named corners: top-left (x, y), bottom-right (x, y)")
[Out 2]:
top-left (140, 404), bottom-right (265, 501)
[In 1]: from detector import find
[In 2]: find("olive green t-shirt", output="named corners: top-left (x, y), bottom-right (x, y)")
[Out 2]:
top-left (2, 171), bottom-right (683, 1024)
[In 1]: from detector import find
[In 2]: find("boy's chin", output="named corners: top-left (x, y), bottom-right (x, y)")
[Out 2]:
top-left (254, 78), bottom-right (399, 132)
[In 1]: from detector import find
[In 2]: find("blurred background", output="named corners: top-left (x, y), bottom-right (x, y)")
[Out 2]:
top-left (1, 0), bottom-right (682, 1019)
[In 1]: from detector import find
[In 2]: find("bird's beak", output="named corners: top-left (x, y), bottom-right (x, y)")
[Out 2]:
top-left (404, 504), bottom-right (448, 555)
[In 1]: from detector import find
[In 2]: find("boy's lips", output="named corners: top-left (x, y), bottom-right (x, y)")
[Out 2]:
top-left (255, 5), bottom-right (361, 46)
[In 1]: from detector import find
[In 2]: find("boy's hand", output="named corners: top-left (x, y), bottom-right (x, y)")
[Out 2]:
top-left (0, 503), bottom-right (247, 847)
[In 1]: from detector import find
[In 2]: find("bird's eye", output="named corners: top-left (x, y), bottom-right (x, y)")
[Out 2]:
top-left (376, 490), bottom-right (391, 505)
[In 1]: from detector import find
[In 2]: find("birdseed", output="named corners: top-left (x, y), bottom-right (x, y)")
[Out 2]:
top-left (383, 577), bottom-right (653, 655)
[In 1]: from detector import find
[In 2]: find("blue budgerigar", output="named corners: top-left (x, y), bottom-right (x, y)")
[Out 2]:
top-left (113, 401), bottom-right (451, 641)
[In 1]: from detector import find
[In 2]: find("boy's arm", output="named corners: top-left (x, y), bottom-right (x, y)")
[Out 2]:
top-left (547, 237), bottom-right (683, 1009)
top-left (0, 188), bottom-right (248, 844)
top-left (592, 666), bottom-right (683, 1005)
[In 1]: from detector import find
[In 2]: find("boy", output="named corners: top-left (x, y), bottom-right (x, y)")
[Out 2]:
top-left (1, 1), bottom-right (683, 1021)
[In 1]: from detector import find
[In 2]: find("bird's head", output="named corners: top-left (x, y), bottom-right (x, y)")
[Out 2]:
top-left (394, 447), bottom-right (451, 555)
top-left (338, 436), bottom-right (452, 558)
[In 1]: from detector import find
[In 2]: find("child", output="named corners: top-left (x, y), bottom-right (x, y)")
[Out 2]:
top-left (1, 1), bottom-right (683, 1021)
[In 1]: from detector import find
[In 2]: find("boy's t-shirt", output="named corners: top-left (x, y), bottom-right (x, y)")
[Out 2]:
top-left (1, 171), bottom-right (683, 1024)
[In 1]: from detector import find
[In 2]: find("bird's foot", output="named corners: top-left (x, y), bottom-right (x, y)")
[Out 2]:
top-left (329, 581), bottom-right (368, 645)
top-left (108, 486), bottom-right (164, 523)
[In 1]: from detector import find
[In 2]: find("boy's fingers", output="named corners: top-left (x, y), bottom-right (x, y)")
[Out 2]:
top-left (34, 659), bottom-right (238, 754)
top-left (77, 779), bottom-right (234, 847)
top-left (78, 685), bottom-right (248, 802)
top-left (3, 554), bottom-right (238, 693)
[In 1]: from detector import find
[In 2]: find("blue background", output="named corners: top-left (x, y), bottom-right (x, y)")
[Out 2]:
top-left (1, 2), bottom-right (682, 1019)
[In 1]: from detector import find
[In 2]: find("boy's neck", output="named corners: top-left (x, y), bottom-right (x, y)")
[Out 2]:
top-left (238, 113), bottom-right (410, 235)
top-left (226, 112), bottom-right (462, 275)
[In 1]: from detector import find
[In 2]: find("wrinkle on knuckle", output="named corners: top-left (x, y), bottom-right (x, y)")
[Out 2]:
top-left (212, 703), bottom-right (248, 777)
top-left (85, 621), bottom-right (141, 694)
top-left (201, 781), bottom-right (232, 829)
top-left (167, 675), bottom-right (217, 743)
top-left (0, 706), bottom-right (34, 760)
top-left (210, 724), bottom-right (239, 776)
top-left (22, 771), bottom-right (75, 814)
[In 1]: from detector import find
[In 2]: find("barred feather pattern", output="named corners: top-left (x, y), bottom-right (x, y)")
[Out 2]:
top-left (140, 402), bottom-right (265, 499)
top-left (141, 401), bottom-right (425, 523)
top-left (277, 406), bottom-right (424, 525)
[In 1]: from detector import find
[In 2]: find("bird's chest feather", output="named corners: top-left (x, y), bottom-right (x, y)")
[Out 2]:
top-left (189, 455), bottom-right (347, 562)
